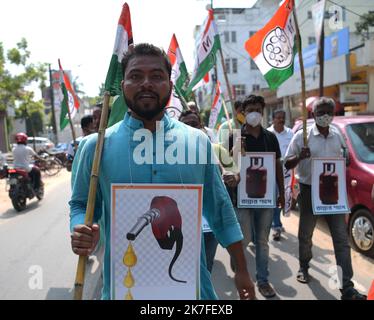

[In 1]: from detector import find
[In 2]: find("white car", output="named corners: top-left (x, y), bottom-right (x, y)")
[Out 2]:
top-left (26, 137), bottom-right (55, 153)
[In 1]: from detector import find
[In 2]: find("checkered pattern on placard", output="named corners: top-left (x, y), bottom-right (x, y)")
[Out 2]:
top-left (112, 185), bottom-right (201, 299)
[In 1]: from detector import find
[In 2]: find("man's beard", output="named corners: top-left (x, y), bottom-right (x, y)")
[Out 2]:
top-left (124, 90), bottom-right (171, 121)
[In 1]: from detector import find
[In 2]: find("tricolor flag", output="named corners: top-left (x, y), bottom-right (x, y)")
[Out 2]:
top-left (187, 10), bottom-right (220, 94)
top-left (106, 3), bottom-right (133, 127)
top-left (166, 34), bottom-right (189, 119)
top-left (58, 59), bottom-right (80, 130)
top-left (245, 0), bottom-right (297, 90)
top-left (168, 34), bottom-right (189, 101)
top-left (105, 2), bottom-right (133, 95)
top-left (208, 81), bottom-right (226, 130)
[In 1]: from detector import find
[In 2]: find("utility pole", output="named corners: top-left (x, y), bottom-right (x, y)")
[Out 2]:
top-left (318, 0), bottom-right (325, 97)
top-left (319, 16), bottom-right (325, 97)
top-left (49, 64), bottom-right (58, 143)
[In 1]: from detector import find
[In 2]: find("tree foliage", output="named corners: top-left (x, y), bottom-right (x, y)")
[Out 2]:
top-left (0, 38), bottom-right (47, 118)
top-left (355, 12), bottom-right (374, 40)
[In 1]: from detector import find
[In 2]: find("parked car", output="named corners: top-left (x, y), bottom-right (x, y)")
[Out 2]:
top-left (26, 137), bottom-right (55, 153)
top-left (291, 116), bottom-right (374, 258)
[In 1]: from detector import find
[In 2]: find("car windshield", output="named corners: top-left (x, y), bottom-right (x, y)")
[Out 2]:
top-left (346, 122), bottom-right (374, 164)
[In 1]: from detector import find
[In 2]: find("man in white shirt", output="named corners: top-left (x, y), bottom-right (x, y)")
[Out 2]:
top-left (284, 97), bottom-right (366, 300)
top-left (268, 109), bottom-right (294, 241)
top-left (12, 132), bottom-right (43, 190)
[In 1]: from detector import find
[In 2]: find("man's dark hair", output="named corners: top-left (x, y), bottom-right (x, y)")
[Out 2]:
top-left (272, 109), bottom-right (286, 119)
top-left (81, 115), bottom-right (93, 129)
top-left (234, 100), bottom-right (242, 110)
top-left (179, 110), bottom-right (201, 122)
top-left (242, 95), bottom-right (265, 109)
top-left (93, 102), bottom-right (111, 119)
top-left (122, 43), bottom-right (172, 78)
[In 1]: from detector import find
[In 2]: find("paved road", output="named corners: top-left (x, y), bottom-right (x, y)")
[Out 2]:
top-left (0, 173), bottom-right (372, 300)
top-left (212, 210), bottom-right (374, 300)
top-left (0, 172), bottom-right (78, 299)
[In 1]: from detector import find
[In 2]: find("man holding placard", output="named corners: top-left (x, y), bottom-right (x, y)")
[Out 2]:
top-left (70, 43), bottom-right (256, 300)
top-left (284, 97), bottom-right (366, 300)
top-left (232, 95), bottom-right (284, 299)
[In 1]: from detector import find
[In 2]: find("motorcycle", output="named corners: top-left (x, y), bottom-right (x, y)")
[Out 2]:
top-left (0, 165), bottom-right (44, 212)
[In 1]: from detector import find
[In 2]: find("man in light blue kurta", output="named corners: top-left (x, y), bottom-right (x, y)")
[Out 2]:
top-left (69, 43), bottom-right (255, 300)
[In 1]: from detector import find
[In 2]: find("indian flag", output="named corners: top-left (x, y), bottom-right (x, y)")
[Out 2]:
top-left (166, 34), bottom-right (189, 119)
top-left (245, 0), bottom-right (297, 90)
top-left (187, 10), bottom-right (220, 94)
top-left (168, 34), bottom-right (189, 101)
top-left (208, 81), bottom-right (226, 130)
top-left (58, 59), bottom-right (79, 130)
top-left (104, 2), bottom-right (133, 95)
top-left (106, 3), bottom-right (133, 127)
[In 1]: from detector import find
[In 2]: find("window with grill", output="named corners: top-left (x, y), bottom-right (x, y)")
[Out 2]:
top-left (252, 84), bottom-right (260, 92)
top-left (225, 58), bottom-right (231, 73)
top-left (232, 58), bottom-right (238, 74)
top-left (231, 31), bottom-right (237, 43)
top-left (234, 84), bottom-right (246, 97)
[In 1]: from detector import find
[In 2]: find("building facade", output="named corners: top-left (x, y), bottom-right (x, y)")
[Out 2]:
top-left (193, 0), bottom-right (279, 112)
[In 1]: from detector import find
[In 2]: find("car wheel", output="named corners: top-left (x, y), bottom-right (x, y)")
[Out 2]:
top-left (349, 208), bottom-right (374, 258)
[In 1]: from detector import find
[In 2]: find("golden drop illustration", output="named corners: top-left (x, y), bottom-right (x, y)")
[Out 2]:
top-left (125, 290), bottom-right (133, 300)
top-left (124, 268), bottom-right (135, 288)
top-left (123, 242), bottom-right (137, 267)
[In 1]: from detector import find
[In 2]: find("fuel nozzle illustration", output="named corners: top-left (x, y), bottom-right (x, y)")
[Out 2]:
top-left (319, 162), bottom-right (339, 205)
top-left (246, 156), bottom-right (267, 198)
top-left (126, 196), bottom-right (186, 284)
top-left (127, 208), bottom-right (161, 241)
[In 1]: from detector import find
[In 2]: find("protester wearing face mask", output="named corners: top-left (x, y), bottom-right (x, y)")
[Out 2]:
top-left (284, 97), bottom-right (366, 300)
top-left (228, 94), bottom-right (284, 299)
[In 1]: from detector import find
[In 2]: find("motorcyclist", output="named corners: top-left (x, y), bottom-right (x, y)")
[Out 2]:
top-left (12, 133), bottom-right (43, 191)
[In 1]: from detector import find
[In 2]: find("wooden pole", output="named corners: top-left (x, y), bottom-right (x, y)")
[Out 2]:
top-left (293, 4), bottom-right (308, 147)
top-left (66, 105), bottom-right (78, 153)
top-left (218, 47), bottom-right (239, 131)
top-left (73, 91), bottom-right (110, 300)
top-left (319, 23), bottom-right (325, 97)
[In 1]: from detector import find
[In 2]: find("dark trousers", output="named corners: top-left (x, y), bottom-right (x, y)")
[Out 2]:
top-left (29, 166), bottom-right (41, 189)
top-left (298, 183), bottom-right (354, 291)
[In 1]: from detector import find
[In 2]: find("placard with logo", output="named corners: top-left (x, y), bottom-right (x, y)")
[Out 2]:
top-left (311, 158), bottom-right (350, 215)
top-left (237, 152), bottom-right (276, 208)
top-left (111, 184), bottom-right (203, 300)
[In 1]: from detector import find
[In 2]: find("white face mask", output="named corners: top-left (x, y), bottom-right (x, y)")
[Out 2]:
top-left (315, 114), bottom-right (333, 127)
top-left (246, 112), bottom-right (262, 127)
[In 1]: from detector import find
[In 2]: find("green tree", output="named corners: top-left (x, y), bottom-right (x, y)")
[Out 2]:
top-left (355, 12), bottom-right (374, 41)
top-left (0, 39), bottom-right (47, 150)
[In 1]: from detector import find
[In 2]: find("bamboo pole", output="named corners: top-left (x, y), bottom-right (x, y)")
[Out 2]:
top-left (218, 47), bottom-right (239, 132)
top-left (73, 91), bottom-right (110, 300)
top-left (66, 104), bottom-right (78, 153)
top-left (292, 4), bottom-right (308, 147)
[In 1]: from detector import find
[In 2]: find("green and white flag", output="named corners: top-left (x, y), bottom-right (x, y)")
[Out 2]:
top-left (187, 10), bottom-right (221, 94)
top-left (245, 0), bottom-right (296, 90)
